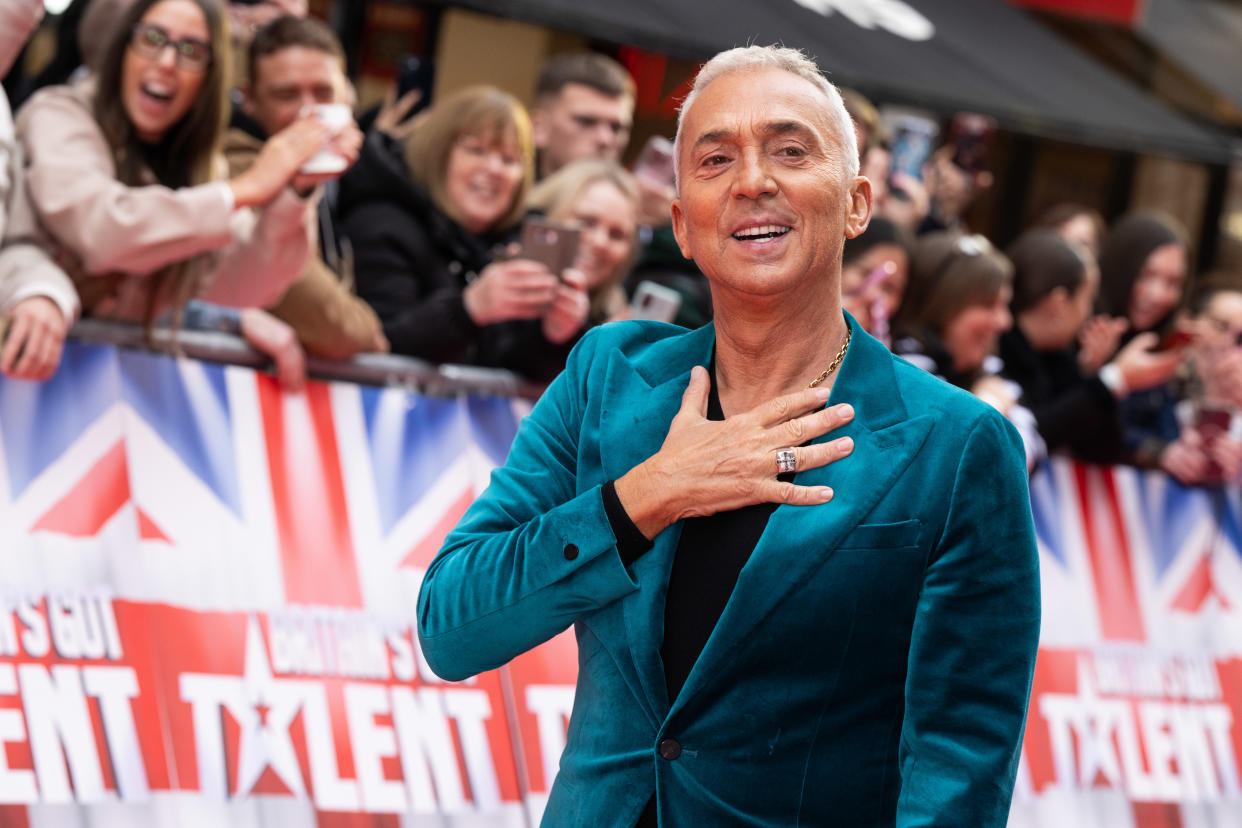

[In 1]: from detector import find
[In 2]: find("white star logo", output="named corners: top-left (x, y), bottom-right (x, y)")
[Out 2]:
top-left (229, 615), bottom-right (308, 798)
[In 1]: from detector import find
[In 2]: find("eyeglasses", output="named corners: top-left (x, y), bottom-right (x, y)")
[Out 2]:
top-left (129, 24), bottom-right (213, 72)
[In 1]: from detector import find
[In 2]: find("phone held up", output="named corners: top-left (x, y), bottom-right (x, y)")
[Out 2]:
top-left (519, 216), bottom-right (580, 280)
top-left (395, 55), bottom-right (435, 119)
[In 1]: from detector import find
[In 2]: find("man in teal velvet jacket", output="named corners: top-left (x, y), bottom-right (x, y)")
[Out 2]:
top-left (418, 45), bottom-right (1040, 826)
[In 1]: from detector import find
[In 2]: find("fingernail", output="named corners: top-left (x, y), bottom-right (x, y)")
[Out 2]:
top-left (838, 436), bottom-right (854, 453)
top-left (837, 404), bottom-right (854, 419)
top-left (814, 387), bottom-right (831, 402)
top-left (820, 487), bottom-right (834, 501)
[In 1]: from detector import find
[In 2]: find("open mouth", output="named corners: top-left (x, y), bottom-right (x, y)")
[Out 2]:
top-left (141, 83), bottom-right (175, 104)
top-left (732, 225), bottom-right (791, 242)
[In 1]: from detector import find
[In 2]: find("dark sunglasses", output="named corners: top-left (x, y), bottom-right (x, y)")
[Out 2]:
top-left (129, 23), bottom-right (213, 72)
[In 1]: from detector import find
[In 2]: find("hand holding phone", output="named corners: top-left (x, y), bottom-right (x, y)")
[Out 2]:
top-left (520, 217), bottom-right (581, 280)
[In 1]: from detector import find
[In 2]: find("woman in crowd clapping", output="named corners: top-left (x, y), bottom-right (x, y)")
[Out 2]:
top-left (526, 159), bottom-right (640, 330)
top-left (337, 85), bottom-right (588, 382)
top-left (11, 0), bottom-right (356, 338)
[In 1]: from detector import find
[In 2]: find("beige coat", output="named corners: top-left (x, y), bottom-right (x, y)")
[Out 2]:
top-left (0, 0), bottom-right (76, 321)
top-left (224, 127), bottom-right (385, 359)
top-left (13, 77), bottom-right (314, 322)
top-left (0, 90), bottom-right (79, 321)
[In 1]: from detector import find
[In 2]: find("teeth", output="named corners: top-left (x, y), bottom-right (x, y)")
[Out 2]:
top-left (733, 224), bottom-right (790, 240)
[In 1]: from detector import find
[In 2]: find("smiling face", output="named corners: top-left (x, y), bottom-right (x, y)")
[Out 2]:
top-left (553, 179), bottom-right (637, 291)
top-left (670, 66), bottom-right (870, 307)
top-left (1128, 242), bottom-right (1187, 332)
top-left (942, 286), bottom-right (1013, 374)
top-left (444, 129), bottom-right (526, 234)
top-left (121, 0), bottom-right (211, 143)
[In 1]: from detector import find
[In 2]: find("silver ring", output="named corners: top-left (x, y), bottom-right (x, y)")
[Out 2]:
top-left (776, 448), bottom-right (797, 474)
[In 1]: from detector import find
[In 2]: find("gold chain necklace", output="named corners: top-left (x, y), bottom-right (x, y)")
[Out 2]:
top-left (807, 326), bottom-right (853, 389)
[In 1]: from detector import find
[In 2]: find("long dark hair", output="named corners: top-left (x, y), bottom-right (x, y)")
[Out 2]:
top-left (1096, 210), bottom-right (1189, 333)
top-left (93, 0), bottom-right (231, 190)
top-left (90, 0), bottom-right (231, 334)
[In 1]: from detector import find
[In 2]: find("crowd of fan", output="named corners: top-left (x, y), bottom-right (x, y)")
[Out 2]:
top-left (1, 0), bottom-right (1240, 486)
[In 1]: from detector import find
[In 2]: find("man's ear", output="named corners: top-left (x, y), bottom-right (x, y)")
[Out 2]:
top-left (670, 198), bottom-right (694, 260)
top-left (844, 175), bottom-right (873, 240)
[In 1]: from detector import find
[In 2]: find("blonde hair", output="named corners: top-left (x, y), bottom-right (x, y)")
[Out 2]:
top-left (527, 159), bottom-right (640, 317)
top-left (403, 85), bottom-right (534, 232)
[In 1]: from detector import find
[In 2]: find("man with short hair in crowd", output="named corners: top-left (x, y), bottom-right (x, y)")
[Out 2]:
top-left (531, 52), bottom-right (635, 180)
top-left (226, 15), bottom-right (387, 360)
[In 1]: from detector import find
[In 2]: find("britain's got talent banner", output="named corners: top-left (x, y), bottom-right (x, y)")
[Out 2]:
top-left (0, 341), bottom-right (1240, 828)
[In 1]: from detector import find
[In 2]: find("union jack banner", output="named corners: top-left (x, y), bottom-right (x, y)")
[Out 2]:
top-left (0, 341), bottom-right (1239, 827)
top-left (0, 341), bottom-right (576, 828)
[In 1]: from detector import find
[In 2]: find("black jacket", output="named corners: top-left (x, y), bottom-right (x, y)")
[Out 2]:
top-left (998, 326), bottom-right (1124, 465)
top-left (336, 132), bottom-right (569, 381)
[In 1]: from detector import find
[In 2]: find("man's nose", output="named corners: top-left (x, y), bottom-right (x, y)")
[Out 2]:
top-left (732, 150), bottom-right (776, 199)
top-left (594, 123), bottom-right (618, 148)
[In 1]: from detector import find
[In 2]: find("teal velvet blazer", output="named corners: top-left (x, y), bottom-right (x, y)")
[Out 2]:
top-left (418, 314), bottom-right (1040, 827)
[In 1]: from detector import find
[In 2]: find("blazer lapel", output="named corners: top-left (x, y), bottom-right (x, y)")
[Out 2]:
top-left (583, 323), bottom-right (716, 723)
top-left (671, 316), bottom-right (934, 713)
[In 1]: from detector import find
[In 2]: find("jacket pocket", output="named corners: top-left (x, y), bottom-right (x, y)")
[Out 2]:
top-left (835, 519), bottom-right (921, 551)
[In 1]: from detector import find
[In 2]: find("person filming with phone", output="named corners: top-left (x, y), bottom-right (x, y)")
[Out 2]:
top-left (417, 45), bottom-right (1039, 827)
top-left (337, 85), bottom-right (589, 381)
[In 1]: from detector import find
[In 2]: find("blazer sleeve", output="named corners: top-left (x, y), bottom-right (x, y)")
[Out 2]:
top-left (416, 327), bottom-right (639, 681)
top-left (897, 411), bottom-right (1040, 827)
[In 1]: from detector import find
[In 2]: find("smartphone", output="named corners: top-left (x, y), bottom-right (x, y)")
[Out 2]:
top-left (947, 112), bottom-right (997, 176)
top-left (632, 135), bottom-right (676, 188)
top-left (886, 113), bottom-right (938, 183)
top-left (1154, 330), bottom-right (1193, 351)
top-left (1196, 407), bottom-right (1232, 478)
top-left (396, 55), bottom-right (435, 118)
top-left (520, 217), bottom-right (580, 279)
top-left (630, 280), bottom-right (682, 324)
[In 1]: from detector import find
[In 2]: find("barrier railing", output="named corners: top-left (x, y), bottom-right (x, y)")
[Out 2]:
top-left (0, 324), bottom-right (1239, 827)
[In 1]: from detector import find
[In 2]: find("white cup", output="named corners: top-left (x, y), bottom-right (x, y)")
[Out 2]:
top-left (300, 103), bottom-right (352, 174)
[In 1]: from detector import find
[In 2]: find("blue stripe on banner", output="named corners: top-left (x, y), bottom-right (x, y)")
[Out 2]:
top-left (1028, 463), bottom-right (1066, 567)
top-left (363, 388), bottom-right (474, 534)
top-left (117, 348), bottom-right (242, 515)
top-left (465, 394), bottom-right (522, 466)
top-left (0, 341), bottom-right (119, 497)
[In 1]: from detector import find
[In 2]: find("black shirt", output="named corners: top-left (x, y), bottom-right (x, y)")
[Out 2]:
top-left (602, 368), bottom-right (791, 827)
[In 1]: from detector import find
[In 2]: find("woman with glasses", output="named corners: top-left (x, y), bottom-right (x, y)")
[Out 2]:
top-left (893, 231), bottom-right (1044, 469)
top-left (10, 0), bottom-right (357, 342)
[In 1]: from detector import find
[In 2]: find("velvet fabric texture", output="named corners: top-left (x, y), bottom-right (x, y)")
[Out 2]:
top-left (417, 313), bottom-right (1040, 827)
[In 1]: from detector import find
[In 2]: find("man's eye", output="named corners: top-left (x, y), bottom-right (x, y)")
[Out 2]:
top-left (779, 146), bottom-right (806, 157)
top-left (702, 154), bottom-right (729, 167)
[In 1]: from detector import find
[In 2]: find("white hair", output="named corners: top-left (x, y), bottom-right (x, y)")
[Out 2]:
top-left (673, 45), bottom-right (859, 189)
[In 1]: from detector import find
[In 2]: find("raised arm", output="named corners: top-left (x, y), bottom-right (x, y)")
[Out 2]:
top-left (18, 85), bottom-right (237, 276)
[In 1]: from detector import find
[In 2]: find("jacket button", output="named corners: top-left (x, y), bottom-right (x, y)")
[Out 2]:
top-left (658, 738), bottom-right (681, 760)
top-left (563, 544), bottom-right (579, 561)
